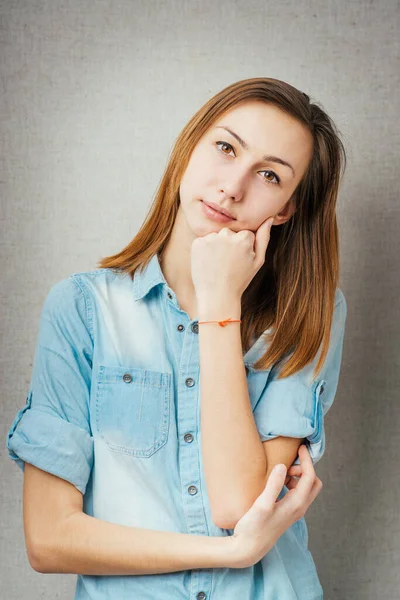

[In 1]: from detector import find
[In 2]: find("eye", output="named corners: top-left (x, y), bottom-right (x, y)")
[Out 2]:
top-left (261, 170), bottom-right (280, 185)
top-left (215, 141), bottom-right (235, 156)
top-left (215, 141), bottom-right (281, 186)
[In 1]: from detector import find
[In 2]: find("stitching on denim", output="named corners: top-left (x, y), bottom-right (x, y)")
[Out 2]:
top-left (70, 274), bottom-right (95, 344)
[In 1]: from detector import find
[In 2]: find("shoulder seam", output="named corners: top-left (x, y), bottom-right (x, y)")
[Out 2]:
top-left (69, 275), bottom-right (95, 343)
top-left (69, 267), bottom-right (118, 278)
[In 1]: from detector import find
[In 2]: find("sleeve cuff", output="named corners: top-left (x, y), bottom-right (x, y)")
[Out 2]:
top-left (256, 379), bottom-right (326, 466)
top-left (7, 406), bottom-right (94, 495)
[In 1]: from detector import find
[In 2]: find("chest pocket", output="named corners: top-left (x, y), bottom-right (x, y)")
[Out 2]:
top-left (95, 365), bottom-right (171, 457)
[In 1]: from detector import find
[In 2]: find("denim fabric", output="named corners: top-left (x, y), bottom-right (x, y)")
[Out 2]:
top-left (7, 253), bottom-right (347, 599)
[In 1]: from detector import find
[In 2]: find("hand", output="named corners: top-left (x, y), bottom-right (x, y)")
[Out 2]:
top-left (191, 217), bottom-right (274, 302)
top-left (226, 444), bottom-right (323, 569)
top-left (284, 464), bottom-right (305, 489)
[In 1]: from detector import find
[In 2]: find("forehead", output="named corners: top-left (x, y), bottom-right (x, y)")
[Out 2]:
top-left (210, 100), bottom-right (313, 176)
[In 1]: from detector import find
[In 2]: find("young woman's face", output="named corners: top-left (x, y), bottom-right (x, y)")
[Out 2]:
top-left (178, 100), bottom-right (314, 236)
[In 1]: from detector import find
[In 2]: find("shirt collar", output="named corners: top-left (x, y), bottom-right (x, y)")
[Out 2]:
top-left (132, 253), bottom-right (167, 301)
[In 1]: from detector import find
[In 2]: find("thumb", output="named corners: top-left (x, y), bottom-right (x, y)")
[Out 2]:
top-left (254, 216), bottom-right (274, 263)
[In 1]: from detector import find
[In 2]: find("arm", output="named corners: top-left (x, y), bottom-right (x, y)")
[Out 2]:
top-left (197, 297), bottom-right (268, 529)
top-left (24, 463), bottom-right (232, 575)
top-left (198, 297), bottom-right (304, 529)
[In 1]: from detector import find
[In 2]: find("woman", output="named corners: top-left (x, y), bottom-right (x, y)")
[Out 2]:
top-left (7, 77), bottom-right (347, 599)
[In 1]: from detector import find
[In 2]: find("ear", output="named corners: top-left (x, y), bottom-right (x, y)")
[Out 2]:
top-left (272, 193), bottom-right (297, 226)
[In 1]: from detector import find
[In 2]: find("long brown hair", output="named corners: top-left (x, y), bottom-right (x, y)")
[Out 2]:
top-left (97, 77), bottom-right (346, 382)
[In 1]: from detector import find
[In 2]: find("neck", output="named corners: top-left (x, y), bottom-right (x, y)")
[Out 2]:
top-left (159, 206), bottom-right (197, 304)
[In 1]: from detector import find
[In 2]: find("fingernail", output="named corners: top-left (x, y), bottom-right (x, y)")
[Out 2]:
top-left (274, 464), bottom-right (286, 475)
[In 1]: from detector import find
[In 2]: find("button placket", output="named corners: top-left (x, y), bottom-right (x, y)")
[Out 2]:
top-left (184, 375), bottom-right (198, 495)
top-left (175, 327), bottom-right (212, 592)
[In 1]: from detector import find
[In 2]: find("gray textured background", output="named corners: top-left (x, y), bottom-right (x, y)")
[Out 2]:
top-left (1, 1), bottom-right (399, 599)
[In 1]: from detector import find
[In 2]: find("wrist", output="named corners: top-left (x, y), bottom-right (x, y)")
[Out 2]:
top-left (197, 296), bottom-right (242, 321)
top-left (210, 535), bottom-right (244, 569)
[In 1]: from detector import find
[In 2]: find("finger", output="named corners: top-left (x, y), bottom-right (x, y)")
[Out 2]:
top-left (287, 464), bottom-right (301, 472)
top-left (276, 477), bottom-right (322, 521)
top-left (285, 467), bottom-right (302, 482)
top-left (284, 475), bottom-right (296, 487)
top-left (307, 476), bottom-right (323, 505)
top-left (218, 226), bottom-right (234, 235)
top-left (254, 217), bottom-right (274, 264)
top-left (292, 444), bottom-right (317, 498)
top-left (286, 474), bottom-right (322, 503)
top-left (287, 465), bottom-right (303, 476)
top-left (255, 464), bottom-right (287, 508)
top-left (275, 446), bottom-right (317, 515)
top-left (285, 477), bottom-right (298, 491)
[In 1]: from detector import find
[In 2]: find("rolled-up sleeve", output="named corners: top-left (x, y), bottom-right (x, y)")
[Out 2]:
top-left (6, 275), bottom-right (94, 495)
top-left (253, 288), bottom-right (347, 465)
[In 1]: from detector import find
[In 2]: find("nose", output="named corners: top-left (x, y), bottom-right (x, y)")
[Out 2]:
top-left (219, 168), bottom-right (247, 202)
top-left (218, 182), bottom-right (243, 202)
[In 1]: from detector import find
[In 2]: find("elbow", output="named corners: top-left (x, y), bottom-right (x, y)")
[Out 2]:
top-left (212, 506), bottom-right (243, 530)
top-left (212, 483), bottom-right (269, 530)
top-left (27, 540), bottom-right (53, 573)
top-left (26, 532), bottom-right (62, 574)
top-left (214, 518), bottom-right (238, 530)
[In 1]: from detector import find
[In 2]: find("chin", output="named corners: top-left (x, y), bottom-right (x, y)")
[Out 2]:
top-left (176, 200), bottom-right (208, 238)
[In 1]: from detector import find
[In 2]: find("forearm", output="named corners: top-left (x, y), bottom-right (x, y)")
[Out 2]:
top-left (198, 297), bottom-right (268, 528)
top-left (32, 511), bottom-right (233, 575)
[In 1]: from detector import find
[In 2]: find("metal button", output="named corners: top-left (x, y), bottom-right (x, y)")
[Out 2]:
top-left (185, 377), bottom-right (195, 387)
top-left (184, 433), bottom-right (194, 443)
top-left (177, 324), bottom-right (185, 332)
top-left (167, 292), bottom-right (173, 299)
top-left (122, 373), bottom-right (132, 383)
top-left (191, 322), bottom-right (199, 334)
top-left (197, 593), bottom-right (207, 600)
top-left (188, 485), bottom-right (198, 495)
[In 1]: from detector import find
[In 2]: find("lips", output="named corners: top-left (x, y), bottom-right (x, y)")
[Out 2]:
top-left (201, 200), bottom-right (236, 220)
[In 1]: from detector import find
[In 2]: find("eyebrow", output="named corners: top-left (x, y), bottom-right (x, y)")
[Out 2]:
top-left (214, 125), bottom-right (296, 178)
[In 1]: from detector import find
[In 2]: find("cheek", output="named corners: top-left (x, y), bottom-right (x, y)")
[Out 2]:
top-left (242, 188), bottom-right (287, 228)
top-left (180, 154), bottom-right (214, 198)
top-left (240, 203), bottom-right (270, 231)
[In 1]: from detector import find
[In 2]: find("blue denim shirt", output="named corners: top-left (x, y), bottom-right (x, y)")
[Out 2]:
top-left (7, 253), bottom-right (347, 600)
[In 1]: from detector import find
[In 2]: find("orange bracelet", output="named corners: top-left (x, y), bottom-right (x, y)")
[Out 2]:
top-left (198, 317), bottom-right (242, 328)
